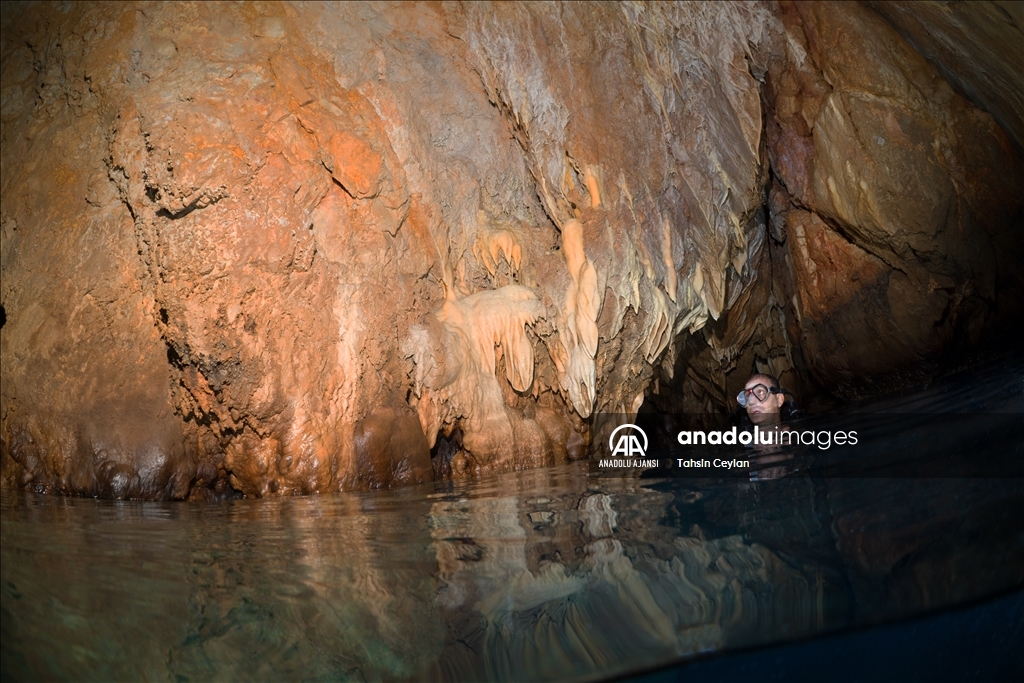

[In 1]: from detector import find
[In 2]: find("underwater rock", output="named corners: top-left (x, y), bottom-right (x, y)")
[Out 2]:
top-left (1, 1), bottom-right (1022, 497)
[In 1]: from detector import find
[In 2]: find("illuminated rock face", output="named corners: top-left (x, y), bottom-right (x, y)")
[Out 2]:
top-left (1, 2), bottom-right (1021, 497)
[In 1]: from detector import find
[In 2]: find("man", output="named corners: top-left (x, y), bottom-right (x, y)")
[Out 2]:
top-left (737, 374), bottom-right (787, 426)
top-left (737, 373), bottom-right (796, 479)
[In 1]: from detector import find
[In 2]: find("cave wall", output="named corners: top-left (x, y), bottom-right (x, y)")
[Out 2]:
top-left (2, 1), bottom-right (1021, 498)
top-left (867, 1), bottom-right (1024, 157)
top-left (761, 1), bottom-right (1024, 397)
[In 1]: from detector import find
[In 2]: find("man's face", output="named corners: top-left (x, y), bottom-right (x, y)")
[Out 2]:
top-left (742, 379), bottom-right (785, 425)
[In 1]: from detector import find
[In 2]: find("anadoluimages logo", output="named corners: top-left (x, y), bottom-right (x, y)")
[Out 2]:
top-left (608, 424), bottom-right (648, 458)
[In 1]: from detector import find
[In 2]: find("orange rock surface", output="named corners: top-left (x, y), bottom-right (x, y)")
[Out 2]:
top-left (1, 2), bottom-right (1021, 497)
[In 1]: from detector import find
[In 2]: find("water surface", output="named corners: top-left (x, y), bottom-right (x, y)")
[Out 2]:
top-left (3, 360), bottom-right (1023, 681)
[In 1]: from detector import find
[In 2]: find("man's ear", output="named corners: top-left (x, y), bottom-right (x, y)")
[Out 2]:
top-left (775, 393), bottom-right (786, 409)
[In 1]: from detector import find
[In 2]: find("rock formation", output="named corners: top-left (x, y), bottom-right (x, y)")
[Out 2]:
top-left (2, 1), bottom-right (1021, 498)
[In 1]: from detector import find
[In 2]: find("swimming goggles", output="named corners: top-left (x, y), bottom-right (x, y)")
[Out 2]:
top-left (737, 384), bottom-right (782, 406)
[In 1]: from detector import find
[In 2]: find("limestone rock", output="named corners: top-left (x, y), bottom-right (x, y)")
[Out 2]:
top-left (758, 0), bottom-right (1024, 398)
top-left (868, 1), bottom-right (1024, 157)
top-left (1, 1), bottom-right (1022, 497)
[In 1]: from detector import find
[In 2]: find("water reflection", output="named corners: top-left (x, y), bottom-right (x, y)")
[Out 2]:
top-left (4, 460), bottom-right (1022, 681)
top-left (4, 359), bottom-right (1024, 680)
top-left (425, 474), bottom-right (837, 682)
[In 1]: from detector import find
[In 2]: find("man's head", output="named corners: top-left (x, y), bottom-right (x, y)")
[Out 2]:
top-left (738, 374), bottom-right (785, 425)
